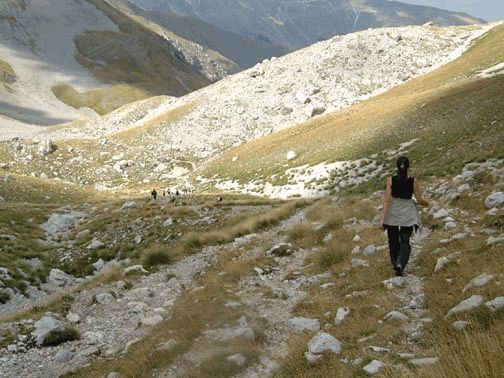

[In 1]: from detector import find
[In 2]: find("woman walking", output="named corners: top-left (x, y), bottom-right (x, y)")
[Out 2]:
top-left (380, 156), bottom-right (429, 276)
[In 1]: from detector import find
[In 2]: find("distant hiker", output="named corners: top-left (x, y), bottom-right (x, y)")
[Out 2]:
top-left (216, 195), bottom-right (223, 205)
top-left (163, 190), bottom-right (166, 197)
top-left (380, 156), bottom-right (429, 276)
top-left (151, 188), bottom-right (158, 200)
top-left (175, 189), bottom-right (180, 196)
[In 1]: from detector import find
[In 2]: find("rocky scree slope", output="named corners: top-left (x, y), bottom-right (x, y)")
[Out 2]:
top-left (24, 24), bottom-right (492, 191)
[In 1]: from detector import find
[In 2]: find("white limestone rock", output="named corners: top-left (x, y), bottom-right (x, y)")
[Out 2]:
top-left (334, 307), bottom-right (351, 325)
top-left (485, 297), bottom-right (504, 312)
top-left (363, 245), bottom-right (377, 256)
top-left (37, 139), bottom-right (57, 156)
top-left (487, 236), bottom-right (504, 246)
top-left (93, 258), bottom-right (106, 272)
top-left (32, 316), bottom-right (65, 346)
top-left (66, 312), bottom-right (81, 323)
top-left (307, 332), bottom-right (343, 354)
top-left (304, 352), bottom-right (322, 364)
top-left (452, 320), bottom-right (470, 331)
top-left (351, 259), bottom-right (369, 268)
top-left (287, 151), bottom-right (297, 160)
top-left (462, 273), bottom-right (494, 292)
top-left (141, 315), bottom-right (164, 326)
top-left (87, 238), bottom-right (105, 250)
top-left (163, 218), bottom-right (174, 227)
top-left (433, 208), bottom-right (449, 219)
top-left (95, 293), bottom-right (115, 305)
top-left (48, 269), bottom-right (74, 287)
top-left (122, 201), bottom-right (137, 210)
top-left (75, 229), bottom-right (90, 240)
top-left (288, 317), bottom-right (320, 332)
top-left (446, 295), bottom-right (485, 317)
top-left (383, 277), bottom-right (405, 290)
top-left (123, 265), bottom-right (148, 275)
top-left (485, 192), bottom-right (504, 208)
top-left (363, 360), bottom-right (385, 375)
top-left (384, 310), bottom-right (409, 322)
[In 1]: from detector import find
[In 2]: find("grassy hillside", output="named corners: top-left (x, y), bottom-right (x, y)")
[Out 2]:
top-left (75, 0), bottom-right (210, 97)
top-left (202, 24), bottom-right (504, 191)
top-left (51, 84), bottom-right (150, 115)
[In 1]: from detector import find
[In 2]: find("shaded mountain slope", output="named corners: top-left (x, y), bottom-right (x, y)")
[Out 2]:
top-left (132, 0), bottom-right (484, 49)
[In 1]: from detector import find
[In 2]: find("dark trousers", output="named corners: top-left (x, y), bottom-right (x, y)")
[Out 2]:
top-left (386, 226), bottom-right (413, 269)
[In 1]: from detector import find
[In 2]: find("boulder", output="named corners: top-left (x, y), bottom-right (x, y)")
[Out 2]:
top-left (287, 151), bottom-right (297, 160)
top-left (487, 236), bottom-right (504, 246)
top-left (432, 208), bottom-right (449, 219)
top-left (363, 245), bottom-right (377, 256)
top-left (363, 360), bottom-right (385, 375)
top-left (163, 218), bottom-right (174, 227)
top-left (93, 259), bottom-right (106, 272)
top-left (87, 238), bottom-right (105, 250)
top-left (123, 265), bottom-right (148, 275)
top-left (446, 295), bottom-right (485, 317)
top-left (32, 316), bottom-right (65, 346)
top-left (288, 317), bottom-right (320, 332)
top-left (141, 315), bottom-right (164, 326)
top-left (382, 277), bottom-right (405, 290)
top-left (485, 192), bottom-right (504, 208)
top-left (307, 332), bottom-right (342, 354)
top-left (95, 293), bottom-right (115, 305)
top-left (309, 106), bottom-right (326, 117)
top-left (66, 312), bottom-right (81, 323)
top-left (452, 320), bottom-right (470, 332)
top-left (76, 230), bottom-right (90, 240)
top-left (122, 201), bottom-right (137, 210)
top-left (304, 352), bottom-right (322, 364)
top-left (334, 307), bottom-right (351, 325)
top-left (37, 139), bottom-right (57, 156)
top-left (485, 297), bottom-right (504, 312)
top-left (267, 243), bottom-right (294, 256)
top-left (48, 269), bottom-right (74, 287)
top-left (55, 349), bottom-right (74, 362)
top-left (351, 259), bottom-right (369, 268)
top-left (384, 311), bottom-right (408, 322)
top-left (462, 273), bottom-right (494, 292)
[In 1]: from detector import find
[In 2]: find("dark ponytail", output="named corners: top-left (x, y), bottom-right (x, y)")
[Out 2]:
top-left (396, 156), bottom-right (409, 181)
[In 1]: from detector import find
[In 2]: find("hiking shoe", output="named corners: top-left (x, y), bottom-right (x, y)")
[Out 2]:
top-left (394, 265), bottom-right (403, 277)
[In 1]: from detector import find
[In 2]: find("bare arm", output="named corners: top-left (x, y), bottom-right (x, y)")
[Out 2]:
top-left (413, 179), bottom-right (429, 207)
top-left (380, 177), bottom-right (392, 227)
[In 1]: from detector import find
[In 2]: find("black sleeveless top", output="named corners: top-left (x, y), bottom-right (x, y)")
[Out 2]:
top-left (391, 176), bottom-right (414, 199)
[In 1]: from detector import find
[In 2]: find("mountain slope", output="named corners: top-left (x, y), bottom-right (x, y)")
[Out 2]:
top-left (0, 23), bottom-right (496, 194)
top-left (0, 0), bottom-right (221, 133)
top-left (141, 10), bottom-right (290, 68)
top-left (203, 22), bottom-right (504, 197)
top-left (131, 0), bottom-right (484, 49)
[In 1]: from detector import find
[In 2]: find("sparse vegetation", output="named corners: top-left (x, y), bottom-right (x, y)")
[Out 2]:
top-left (0, 58), bottom-right (16, 84)
top-left (52, 84), bottom-right (150, 115)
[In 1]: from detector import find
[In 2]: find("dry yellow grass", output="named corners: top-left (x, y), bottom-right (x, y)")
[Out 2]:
top-left (51, 83), bottom-right (150, 115)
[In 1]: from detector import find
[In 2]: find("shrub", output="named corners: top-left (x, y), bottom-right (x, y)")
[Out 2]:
top-left (142, 245), bottom-right (173, 267)
top-left (0, 290), bottom-right (10, 304)
top-left (43, 326), bottom-right (80, 347)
